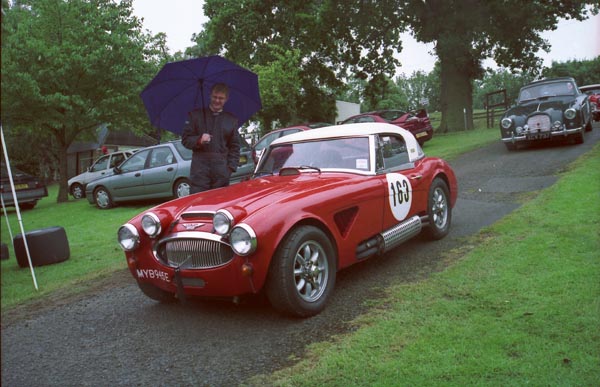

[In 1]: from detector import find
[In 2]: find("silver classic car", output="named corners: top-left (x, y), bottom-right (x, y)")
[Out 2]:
top-left (499, 77), bottom-right (593, 150)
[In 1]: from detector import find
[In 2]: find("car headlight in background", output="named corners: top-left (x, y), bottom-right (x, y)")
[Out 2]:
top-left (213, 209), bottom-right (234, 235)
top-left (564, 108), bottom-right (576, 120)
top-left (118, 224), bottom-right (140, 251)
top-left (141, 212), bottom-right (161, 238)
top-left (501, 117), bottom-right (512, 129)
top-left (230, 224), bottom-right (257, 256)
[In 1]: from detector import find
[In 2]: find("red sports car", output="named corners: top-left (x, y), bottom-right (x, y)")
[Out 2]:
top-left (118, 123), bottom-right (457, 317)
top-left (579, 84), bottom-right (600, 122)
top-left (341, 109), bottom-right (434, 145)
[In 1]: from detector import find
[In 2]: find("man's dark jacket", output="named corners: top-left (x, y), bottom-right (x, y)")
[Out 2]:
top-left (181, 108), bottom-right (241, 173)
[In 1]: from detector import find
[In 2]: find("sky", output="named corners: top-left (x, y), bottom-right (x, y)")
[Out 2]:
top-left (132, 0), bottom-right (600, 76)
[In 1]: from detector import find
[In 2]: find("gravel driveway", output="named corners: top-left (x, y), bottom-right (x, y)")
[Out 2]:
top-left (2, 125), bottom-right (599, 387)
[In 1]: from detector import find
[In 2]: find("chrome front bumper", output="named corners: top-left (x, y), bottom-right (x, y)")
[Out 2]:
top-left (502, 126), bottom-right (583, 143)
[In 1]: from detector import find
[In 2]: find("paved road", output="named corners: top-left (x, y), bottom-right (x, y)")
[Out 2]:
top-left (2, 125), bottom-right (599, 387)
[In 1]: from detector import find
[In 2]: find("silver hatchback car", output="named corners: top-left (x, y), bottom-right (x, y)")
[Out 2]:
top-left (86, 141), bottom-right (193, 209)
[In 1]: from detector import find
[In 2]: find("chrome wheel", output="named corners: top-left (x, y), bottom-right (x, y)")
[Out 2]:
top-left (174, 179), bottom-right (191, 198)
top-left (293, 240), bottom-right (329, 302)
top-left (431, 186), bottom-right (448, 230)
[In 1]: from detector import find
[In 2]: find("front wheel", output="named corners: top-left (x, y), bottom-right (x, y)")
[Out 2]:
top-left (266, 226), bottom-right (336, 317)
top-left (94, 186), bottom-right (114, 209)
top-left (70, 183), bottom-right (85, 199)
top-left (424, 178), bottom-right (452, 240)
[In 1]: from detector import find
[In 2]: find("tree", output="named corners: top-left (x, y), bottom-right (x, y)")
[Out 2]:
top-left (1, 0), bottom-right (167, 202)
top-left (197, 0), bottom-right (405, 132)
top-left (398, 0), bottom-right (597, 132)
top-left (542, 57), bottom-right (600, 86)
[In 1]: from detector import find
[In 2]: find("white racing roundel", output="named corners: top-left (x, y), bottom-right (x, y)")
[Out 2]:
top-left (386, 173), bottom-right (413, 221)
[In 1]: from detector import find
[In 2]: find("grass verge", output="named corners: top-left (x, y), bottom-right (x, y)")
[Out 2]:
top-left (248, 144), bottom-right (600, 386)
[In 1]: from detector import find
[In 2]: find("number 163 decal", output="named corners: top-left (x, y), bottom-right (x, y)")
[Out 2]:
top-left (386, 173), bottom-right (413, 221)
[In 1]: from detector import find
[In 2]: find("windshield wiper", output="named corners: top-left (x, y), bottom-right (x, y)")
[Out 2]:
top-left (278, 165), bottom-right (321, 176)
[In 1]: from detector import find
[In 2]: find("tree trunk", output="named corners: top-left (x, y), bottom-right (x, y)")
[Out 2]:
top-left (57, 145), bottom-right (70, 203)
top-left (437, 39), bottom-right (475, 133)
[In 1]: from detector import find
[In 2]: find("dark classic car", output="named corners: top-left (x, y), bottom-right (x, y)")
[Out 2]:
top-left (500, 77), bottom-right (593, 150)
top-left (117, 123), bottom-right (458, 317)
top-left (1, 163), bottom-right (48, 210)
top-left (579, 84), bottom-right (600, 122)
top-left (341, 109), bottom-right (434, 145)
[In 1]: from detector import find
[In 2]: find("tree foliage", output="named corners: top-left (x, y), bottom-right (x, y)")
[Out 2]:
top-left (197, 0), bottom-right (405, 131)
top-left (1, 0), bottom-right (167, 202)
top-left (397, 0), bottom-right (598, 132)
top-left (542, 57), bottom-right (600, 86)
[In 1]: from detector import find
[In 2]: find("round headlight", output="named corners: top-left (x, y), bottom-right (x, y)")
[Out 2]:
top-left (141, 212), bottom-right (161, 238)
top-left (213, 209), bottom-right (234, 235)
top-left (230, 224), bottom-right (257, 256)
top-left (501, 117), bottom-right (512, 129)
top-left (118, 224), bottom-right (139, 251)
top-left (564, 108), bottom-right (576, 120)
top-left (515, 126), bottom-right (523, 134)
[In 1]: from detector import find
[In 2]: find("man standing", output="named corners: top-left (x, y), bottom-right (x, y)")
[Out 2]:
top-left (182, 83), bottom-right (241, 194)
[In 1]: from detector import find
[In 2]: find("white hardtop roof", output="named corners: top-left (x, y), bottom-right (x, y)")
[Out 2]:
top-left (270, 122), bottom-right (424, 163)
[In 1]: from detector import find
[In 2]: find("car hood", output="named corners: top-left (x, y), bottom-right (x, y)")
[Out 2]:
top-left (505, 96), bottom-right (573, 117)
top-left (169, 172), bottom-right (360, 218)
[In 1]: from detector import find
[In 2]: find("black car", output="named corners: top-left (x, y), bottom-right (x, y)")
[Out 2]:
top-left (500, 77), bottom-right (593, 150)
top-left (1, 163), bottom-right (48, 210)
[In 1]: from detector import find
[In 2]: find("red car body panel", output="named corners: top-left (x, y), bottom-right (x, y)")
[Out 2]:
top-left (342, 109), bottom-right (434, 144)
top-left (124, 159), bottom-right (456, 298)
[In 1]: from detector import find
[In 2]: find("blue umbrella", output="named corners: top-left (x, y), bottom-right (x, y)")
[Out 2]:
top-left (140, 56), bottom-right (262, 135)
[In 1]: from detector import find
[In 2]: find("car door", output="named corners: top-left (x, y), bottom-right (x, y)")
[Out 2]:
top-left (110, 149), bottom-right (150, 199)
top-left (375, 133), bottom-right (427, 229)
top-left (141, 146), bottom-right (178, 198)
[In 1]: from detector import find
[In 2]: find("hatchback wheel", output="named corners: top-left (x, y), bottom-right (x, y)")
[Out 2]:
top-left (94, 187), bottom-right (113, 209)
top-left (70, 183), bottom-right (84, 199)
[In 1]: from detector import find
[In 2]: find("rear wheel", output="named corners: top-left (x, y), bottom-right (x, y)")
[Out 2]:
top-left (70, 183), bottom-right (85, 199)
top-left (424, 178), bottom-right (452, 240)
top-left (266, 226), bottom-right (336, 317)
top-left (173, 178), bottom-right (191, 198)
top-left (94, 186), bottom-right (113, 209)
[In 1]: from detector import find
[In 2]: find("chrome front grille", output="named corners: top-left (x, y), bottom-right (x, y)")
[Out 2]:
top-left (154, 232), bottom-right (233, 269)
top-left (527, 114), bottom-right (551, 132)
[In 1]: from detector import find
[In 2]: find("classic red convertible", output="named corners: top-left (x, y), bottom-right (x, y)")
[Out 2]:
top-left (118, 123), bottom-right (457, 317)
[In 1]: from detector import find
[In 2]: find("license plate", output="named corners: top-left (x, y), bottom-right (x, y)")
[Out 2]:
top-left (527, 133), bottom-right (550, 140)
top-left (14, 184), bottom-right (29, 190)
top-left (416, 132), bottom-right (427, 138)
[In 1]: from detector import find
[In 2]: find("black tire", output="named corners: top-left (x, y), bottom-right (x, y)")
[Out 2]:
top-left (266, 225), bottom-right (336, 317)
top-left (138, 281), bottom-right (177, 303)
top-left (584, 120), bottom-right (593, 132)
top-left (173, 178), bottom-right (191, 198)
top-left (504, 142), bottom-right (517, 151)
top-left (94, 186), bottom-right (114, 209)
top-left (70, 183), bottom-right (85, 199)
top-left (424, 178), bottom-right (452, 240)
top-left (13, 226), bottom-right (70, 268)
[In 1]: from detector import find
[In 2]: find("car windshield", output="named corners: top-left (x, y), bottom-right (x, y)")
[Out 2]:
top-left (256, 137), bottom-right (371, 175)
top-left (519, 81), bottom-right (576, 102)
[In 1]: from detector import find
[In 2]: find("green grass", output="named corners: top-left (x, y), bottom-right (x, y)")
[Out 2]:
top-left (247, 144), bottom-right (600, 387)
top-left (1, 187), bottom-right (153, 309)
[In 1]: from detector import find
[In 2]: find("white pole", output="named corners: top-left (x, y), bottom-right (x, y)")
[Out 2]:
top-left (1, 125), bottom-right (39, 290)
top-left (1, 193), bottom-right (15, 241)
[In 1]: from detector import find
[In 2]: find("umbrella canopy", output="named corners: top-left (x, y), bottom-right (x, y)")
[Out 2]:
top-left (141, 56), bottom-right (262, 135)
